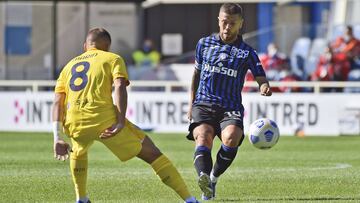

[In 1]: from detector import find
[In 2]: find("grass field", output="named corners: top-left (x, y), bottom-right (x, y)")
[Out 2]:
top-left (0, 132), bottom-right (359, 203)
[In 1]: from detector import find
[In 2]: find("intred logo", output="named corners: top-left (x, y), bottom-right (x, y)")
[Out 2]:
top-left (14, 100), bottom-right (24, 123)
top-left (126, 107), bottom-right (134, 118)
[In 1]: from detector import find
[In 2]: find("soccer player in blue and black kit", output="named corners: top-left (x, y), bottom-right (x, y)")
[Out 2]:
top-left (187, 3), bottom-right (272, 200)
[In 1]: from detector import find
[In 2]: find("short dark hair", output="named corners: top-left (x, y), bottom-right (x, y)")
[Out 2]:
top-left (87, 28), bottom-right (111, 44)
top-left (220, 3), bottom-right (243, 18)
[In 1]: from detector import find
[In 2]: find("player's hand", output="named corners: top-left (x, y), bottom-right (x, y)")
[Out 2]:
top-left (99, 122), bottom-right (124, 139)
top-left (260, 83), bottom-right (272, 96)
top-left (187, 110), bottom-right (192, 122)
top-left (54, 140), bottom-right (70, 161)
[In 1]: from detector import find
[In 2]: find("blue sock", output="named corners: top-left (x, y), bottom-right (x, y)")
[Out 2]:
top-left (212, 144), bottom-right (238, 177)
top-left (194, 146), bottom-right (212, 176)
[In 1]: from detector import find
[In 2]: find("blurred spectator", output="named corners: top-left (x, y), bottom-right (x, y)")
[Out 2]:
top-left (332, 26), bottom-right (360, 69)
top-left (278, 70), bottom-right (302, 93)
top-left (260, 43), bottom-right (290, 73)
top-left (258, 43), bottom-right (302, 93)
top-left (311, 45), bottom-right (350, 92)
top-left (132, 39), bottom-right (161, 68)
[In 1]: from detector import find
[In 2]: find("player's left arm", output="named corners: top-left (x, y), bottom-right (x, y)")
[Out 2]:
top-left (100, 56), bottom-right (129, 139)
top-left (99, 77), bottom-right (127, 139)
top-left (255, 76), bottom-right (272, 96)
top-left (249, 50), bottom-right (272, 96)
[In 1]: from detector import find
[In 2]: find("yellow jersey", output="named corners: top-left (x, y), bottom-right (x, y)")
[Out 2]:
top-left (55, 48), bottom-right (128, 135)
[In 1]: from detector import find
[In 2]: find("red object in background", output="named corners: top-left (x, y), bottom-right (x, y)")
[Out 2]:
top-left (278, 74), bottom-right (301, 92)
top-left (311, 52), bottom-right (350, 81)
top-left (259, 53), bottom-right (289, 72)
top-left (243, 72), bottom-right (257, 92)
top-left (332, 37), bottom-right (360, 59)
top-left (243, 71), bottom-right (294, 93)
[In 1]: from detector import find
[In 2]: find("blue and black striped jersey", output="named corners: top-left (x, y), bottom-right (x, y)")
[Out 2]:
top-left (194, 34), bottom-right (266, 111)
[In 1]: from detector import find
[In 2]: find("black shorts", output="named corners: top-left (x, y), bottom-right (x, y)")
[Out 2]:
top-left (187, 103), bottom-right (244, 144)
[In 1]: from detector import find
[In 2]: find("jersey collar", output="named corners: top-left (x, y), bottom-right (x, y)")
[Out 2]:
top-left (87, 48), bottom-right (98, 51)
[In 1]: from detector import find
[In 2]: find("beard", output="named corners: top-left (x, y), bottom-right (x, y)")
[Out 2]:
top-left (221, 32), bottom-right (237, 43)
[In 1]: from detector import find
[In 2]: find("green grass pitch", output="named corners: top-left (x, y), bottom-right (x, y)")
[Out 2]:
top-left (0, 132), bottom-right (359, 202)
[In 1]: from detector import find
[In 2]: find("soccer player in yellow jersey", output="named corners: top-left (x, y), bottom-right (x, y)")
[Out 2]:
top-left (52, 28), bottom-right (200, 203)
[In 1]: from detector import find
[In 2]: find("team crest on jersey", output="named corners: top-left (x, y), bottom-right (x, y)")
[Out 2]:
top-left (230, 47), bottom-right (249, 59)
top-left (219, 53), bottom-right (228, 61)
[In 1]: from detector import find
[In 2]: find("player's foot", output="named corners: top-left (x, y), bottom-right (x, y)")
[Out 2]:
top-left (201, 182), bottom-right (216, 200)
top-left (184, 196), bottom-right (201, 203)
top-left (185, 200), bottom-right (201, 203)
top-left (198, 172), bottom-right (213, 200)
top-left (76, 200), bottom-right (91, 203)
top-left (209, 171), bottom-right (217, 199)
top-left (210, 181), bottom-right (216, 199)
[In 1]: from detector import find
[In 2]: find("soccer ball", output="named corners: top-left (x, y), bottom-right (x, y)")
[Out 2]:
top-left (248, 118), bottom-right (280, 149)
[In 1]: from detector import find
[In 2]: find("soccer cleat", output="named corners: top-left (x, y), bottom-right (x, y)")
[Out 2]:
top-left (185, 198), bottom-right (201, 203)
top-left (210, 181), bottom-right (216, 199)
top-left (198, 172), bottom-right (213, 200)
top-left (201, 180), bottom-right (217, 200)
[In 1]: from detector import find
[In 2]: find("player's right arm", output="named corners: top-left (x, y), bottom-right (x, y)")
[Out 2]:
top-left (188, 69), bottom-right (200, 121)
top-left (188, 39), bottom-right (203, 121)
top-left (52, 70), bottom-right (70, 161)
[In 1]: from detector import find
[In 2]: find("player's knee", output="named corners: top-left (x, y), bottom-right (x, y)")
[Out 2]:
top-left (194, 133), bottom-right (213, 148)
top-left (222, 133), bottom-right (242, 147)
top-left (149, 146), bottom-right (162, 159)
top-left (194, 123), bottom-right (214, 138)
top-left (137, 137), bottom-right (163, 163)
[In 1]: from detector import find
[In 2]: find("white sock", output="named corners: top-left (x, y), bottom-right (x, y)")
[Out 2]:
top-left (184, 196), bottom-right (197, 203)
top-left (210, 171), bottom-right (218, 183)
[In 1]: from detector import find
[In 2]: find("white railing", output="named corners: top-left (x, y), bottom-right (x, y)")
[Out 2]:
top-left (1, 80), bottom-right (360, 93)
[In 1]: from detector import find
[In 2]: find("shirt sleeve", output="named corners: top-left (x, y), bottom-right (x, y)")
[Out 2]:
top-left (54, 69), bottom-right (66, 93)
top-left (112, 57), bottom-right (130, 85)
top-left (248, 50), bottom-right (266, 77)
top-left (195, 38), bottom-right (204, 70)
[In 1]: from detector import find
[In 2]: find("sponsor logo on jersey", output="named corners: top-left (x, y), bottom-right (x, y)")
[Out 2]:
top-left (203, 63), bottom-right (238, 77)
top-left (219, 53), bottom-right (229, 61)
top-left (230, 47), bottom-right (249, 59)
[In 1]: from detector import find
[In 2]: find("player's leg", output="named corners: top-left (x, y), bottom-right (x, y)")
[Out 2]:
top-left (192, 124), bottom-right (215, 177)
top-left (208, 111), bottom-right (244, 199)
top-left (209, 122), bottom-right (244, 199)
top-left (212, 125), bottom-right (243, 178)
top-left (100, 120), bottom-right (198, 202)
top-left (137, 136), bottom-right (199, 203)
top-left (187, 104), bottom-right (218, 200)
top-left (187, 104), bottom-right (216, 177)
top-left (70, 138), bottom-right (94, 203)
top-left (192, 124), bottom-right (216, 200)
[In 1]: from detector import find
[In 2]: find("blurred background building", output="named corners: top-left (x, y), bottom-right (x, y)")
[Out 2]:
top-left (0, 0), bottom-right (359, 82)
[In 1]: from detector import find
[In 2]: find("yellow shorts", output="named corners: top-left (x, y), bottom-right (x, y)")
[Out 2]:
top-left (69, 119), bottom-right (146, 162)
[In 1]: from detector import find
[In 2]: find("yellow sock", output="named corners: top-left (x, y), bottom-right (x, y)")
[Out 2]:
top-left (70, 158), bottom-right (88, 200)
top-left (151, 155), bottom-right (191, 200)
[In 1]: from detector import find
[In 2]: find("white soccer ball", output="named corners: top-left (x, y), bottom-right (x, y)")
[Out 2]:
top-left (248, 118), bottom-right (280, 149)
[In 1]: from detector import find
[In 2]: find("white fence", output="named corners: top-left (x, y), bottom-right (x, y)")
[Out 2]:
top-left (1, 80), bottom-right (360, 93)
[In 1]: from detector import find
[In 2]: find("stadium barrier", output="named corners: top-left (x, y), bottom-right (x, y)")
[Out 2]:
top-left (1, 80), bottom-right (360, 93)
top-left (0, 80), bottom-right (360, 136)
